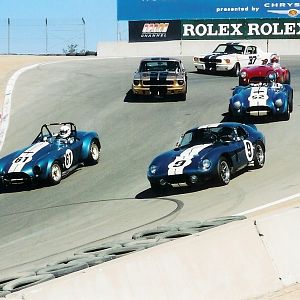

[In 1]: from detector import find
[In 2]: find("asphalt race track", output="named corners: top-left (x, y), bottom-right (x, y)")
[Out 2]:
top-left (0, 56), bottom-right (299, 274)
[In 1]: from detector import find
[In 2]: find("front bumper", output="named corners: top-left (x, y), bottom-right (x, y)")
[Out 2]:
top-left (230, 104), bottom-right (287, 117)
top-left (194, 62), bottom-right (233, 72)
top-left (132, 84), bottom-right (186, 96)
top-left (0, 172), bottom-right (35, 185)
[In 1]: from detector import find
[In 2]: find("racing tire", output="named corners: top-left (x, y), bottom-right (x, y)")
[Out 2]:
top-left (85, 139), bottom-right (100, 165)
top-left (253, 142), bottom-right (265, 169)
top-left (2, 274), bottom-right (54, 292)
top-left (231, 63), bottom-right (241, 77)
top-left (289, 91), bottom-right (293, 113)
top-left (48, 162), bottom-right (62, 185)
top-left (37, 261), bottom-right (88, 278)
top-left (284, 70), bottom-right (291, 84)
top-left (132, 227), bottom-right (178, 240)
top-left (178, 93), bottom-right (186, 101)
top-left (216, 157), bottom-right (231, 185)
top-left (100, 245), bottom-right (146, 259)
top-left (281, 102), bottom-right (290, 121)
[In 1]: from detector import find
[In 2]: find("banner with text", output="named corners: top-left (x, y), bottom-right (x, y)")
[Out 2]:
top-left (182, 19), bottom-right (300, 39)
top-left (118, 0), bottom-right (300, 21)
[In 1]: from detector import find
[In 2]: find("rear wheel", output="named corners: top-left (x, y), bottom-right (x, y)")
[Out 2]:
top-left (216, 157), bottom-right (231, 185)
top-left (48, 162), bottom-right (62, 185)
top-left (253, 143), bottom-right (265, 169)
top-left (85, 139), bottom-right (100, 165)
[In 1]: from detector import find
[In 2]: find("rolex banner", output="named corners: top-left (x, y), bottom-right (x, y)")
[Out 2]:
top-left (182, 19), bottom-right (300, 40)
top-left (129, 20), bottom-right (181, 42)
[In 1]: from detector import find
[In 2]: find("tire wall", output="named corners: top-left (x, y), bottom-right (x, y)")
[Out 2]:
top-left (6, 207), bottom-right (300, 300)
top-left (96, 40), bottom-right (300, 58)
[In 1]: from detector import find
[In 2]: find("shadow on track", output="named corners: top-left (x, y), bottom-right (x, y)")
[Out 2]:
top-left (135, 169), bottom-right (252, 199)
top-left (220, 111), bottom-right (284, 124)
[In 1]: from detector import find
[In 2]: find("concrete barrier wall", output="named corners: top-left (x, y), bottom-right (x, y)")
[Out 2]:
top-left (97, 40), bottom-right (300, 58)
top-left (6, 206), bottom-right (300, 300)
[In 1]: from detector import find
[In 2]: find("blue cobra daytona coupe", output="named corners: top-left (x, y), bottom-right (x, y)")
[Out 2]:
top-left (0, 122), bottom-right (101, 186)
top-left (229, 73), bottom-right (293, 120)
top-left (147, 122), bottom-right (265, 191)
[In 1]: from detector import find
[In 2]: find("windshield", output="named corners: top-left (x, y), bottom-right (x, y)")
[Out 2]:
top-left (179, 128), bottom-right (220, 147)
top-left (213, 44), bottom-right (245, 54)
top-left (139, 60), bottom-right (180, 72)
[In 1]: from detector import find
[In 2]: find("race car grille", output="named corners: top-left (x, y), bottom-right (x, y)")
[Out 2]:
top-left (246, 106), bottom-right (272, 113)
top-left (2, 172), bottom-right (32, 184)
top-left (142, 80), bottom-right (174, 86)
top-left (249, 77), bottom-right (268, 83)
top-left (200, 58), bottom-right (222, 63)
top-left (165, 175), bottom-right (187, 184)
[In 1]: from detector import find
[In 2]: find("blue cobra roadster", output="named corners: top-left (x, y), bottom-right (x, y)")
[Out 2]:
top-left (229, 73), bottom-right (293, 120)
top-left (0, 122), bottom-right (101, 186)
top-left (147, 122), bottom-right (265, 191)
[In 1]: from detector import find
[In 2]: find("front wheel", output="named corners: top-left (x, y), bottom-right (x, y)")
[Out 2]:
top-left (48, 162), bottom-right (62, 185)
top-left (216, 157), bottom-right (231, 185)
top-left (253, 143), bottom-right (265, 169)
top-left (85, 139), bottom-right (100, 165)
top-left (231, 63), bottom-right (241, 77)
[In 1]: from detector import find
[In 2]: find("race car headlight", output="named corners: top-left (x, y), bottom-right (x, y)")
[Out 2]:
top-left (274, 98), bottom-right (283, 107)
top-left (224, 59), bottom-right (231, 64)
top-left (233, 101), bottom-right (241, 109)
top-left (149, 165), bottom-right (158, 175)
top-left (177, 79), bottom-right (184, 85)
top-left (199, 159), bottom-right (211, 170)
top-left (240, 71), bottom-right (247, 78)
top-left (133, 80), bottom-right (140, 86)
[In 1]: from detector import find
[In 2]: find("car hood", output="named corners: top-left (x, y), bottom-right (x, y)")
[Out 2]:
top-left (150, 144), bottom-right (215, 170)
top-left (0, 141), bottom-right (54, 173)
top-left (233, 85), bottom-right (284, 103)
top-left (199, 53), bottom-right (237, 60)
top-left (242, 65), bottom-right (274, 76)
top-left (135, 71), bottom-right (183, 80)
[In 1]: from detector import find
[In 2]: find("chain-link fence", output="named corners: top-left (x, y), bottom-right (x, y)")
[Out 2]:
top-left (0, 18), bottom-right (87, 55)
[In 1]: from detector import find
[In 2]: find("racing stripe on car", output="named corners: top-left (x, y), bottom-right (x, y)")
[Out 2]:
top-left (8, 142), bottom-right (49, 173)
top-left (168, 144), bottom-right (211, 175)
top-left (248, 86), bottom-right (269, 106)
top-left (149, 71), bottom-right (168, 85)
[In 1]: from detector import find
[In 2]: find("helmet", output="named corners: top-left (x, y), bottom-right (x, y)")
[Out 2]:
top-left (270, 54), bottom-right (279, 64)
top-left (59, 125), bottom-right (71, 139)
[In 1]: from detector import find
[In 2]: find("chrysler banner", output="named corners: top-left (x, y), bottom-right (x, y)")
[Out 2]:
top-left (129, 20), bottom-right (181, 42)
top-left (118, 0), bottom-right (300, 21)
top-left (182, 19), bottom-right (300, 39)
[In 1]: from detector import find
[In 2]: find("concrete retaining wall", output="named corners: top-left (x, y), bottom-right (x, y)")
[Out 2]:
top-left (5, 205), bottom-right (300, 300)
top-left (97, 40), bottom-right (300, 58)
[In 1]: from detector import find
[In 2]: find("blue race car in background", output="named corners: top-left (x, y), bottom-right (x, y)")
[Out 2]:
top-left (0, 122), bottom-right (101, 187)
top-left (147, 122), bottom-right (265, 191)
top-left (229, 73), bottom-right (293, 120)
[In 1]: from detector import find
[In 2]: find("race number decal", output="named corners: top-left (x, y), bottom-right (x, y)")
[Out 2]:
top-left (8, 142), bottom-right (49, 173)
top-left (243, 140), bottom-right (254, 162)
top-left (64, 149), bottom-right (73, 169)
top-left (248, 86), bottom-right (268, 106)
top-left (249, 56), bottom-right (257, 65)
top-left (168, 144), bottom-right (211, 175)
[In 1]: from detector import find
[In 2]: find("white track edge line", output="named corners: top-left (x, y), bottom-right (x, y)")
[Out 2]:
top-left (236, 192), bottom-right (300, 216)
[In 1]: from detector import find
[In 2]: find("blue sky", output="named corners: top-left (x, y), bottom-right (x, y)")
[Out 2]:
top-left (0, 0), bottom-right (128, 54)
